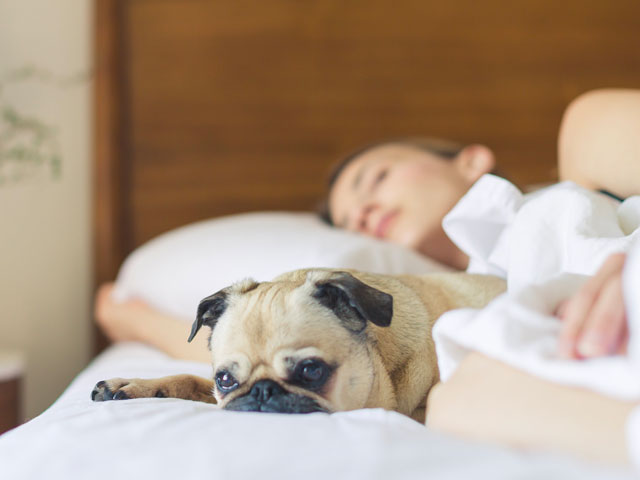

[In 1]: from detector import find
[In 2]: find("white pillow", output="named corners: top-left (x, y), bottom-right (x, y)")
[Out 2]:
top-left (113, 212), bottom-right (447, 320)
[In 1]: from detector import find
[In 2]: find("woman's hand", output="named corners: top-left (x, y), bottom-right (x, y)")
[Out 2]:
top-left (94, 283), bottom-right (150, 343)
top-left (556, 253), bottom-right (628, 359)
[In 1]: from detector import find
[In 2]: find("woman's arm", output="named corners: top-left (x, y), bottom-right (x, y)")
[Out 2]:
top-left (427, 353), bottom-right (636, 465)
top-left (558, 88), bottom-right (640, 197)
top-left (95, 283), bottom-right (211, 363)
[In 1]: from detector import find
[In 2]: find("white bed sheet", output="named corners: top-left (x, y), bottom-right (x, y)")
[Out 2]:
top-left (0, 343), bottom-right (636, 480)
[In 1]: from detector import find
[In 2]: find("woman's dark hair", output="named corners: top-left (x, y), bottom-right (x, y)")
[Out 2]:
top-left (317, 137), bottom-right (465, 225)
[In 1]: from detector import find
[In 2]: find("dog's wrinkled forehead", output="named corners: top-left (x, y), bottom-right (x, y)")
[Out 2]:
top-left (189, 269), bottom-right (393, 344)
top-left (225, 274), bottom-right (320, 326)
top-left (231, 278), bottom-right (262, 294)
top-left (209, 274), bottom-right (309, 328)
top-left (225, 271), bottom-right (330, 305)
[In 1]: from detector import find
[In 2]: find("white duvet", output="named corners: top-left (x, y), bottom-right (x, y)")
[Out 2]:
top-left (437, 175), bottom-right (640, 396)
top-left (0, 343), bottom-right (635, 480)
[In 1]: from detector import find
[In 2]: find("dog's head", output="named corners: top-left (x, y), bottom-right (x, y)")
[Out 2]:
top-left (188, 269), bottom-right (393, 414)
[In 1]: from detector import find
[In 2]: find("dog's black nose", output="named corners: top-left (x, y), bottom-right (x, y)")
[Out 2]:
top-left (249, 379), bottom-right (285, 403)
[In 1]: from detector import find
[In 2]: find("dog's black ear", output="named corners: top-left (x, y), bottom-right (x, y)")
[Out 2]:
top-left (188, 291), bottom-right (228, 342)
top-left (312, 273), bottom-right (393, 333)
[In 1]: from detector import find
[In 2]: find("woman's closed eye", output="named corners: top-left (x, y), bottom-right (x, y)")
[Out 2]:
top-left (371, 168), bottom-right (388, 190)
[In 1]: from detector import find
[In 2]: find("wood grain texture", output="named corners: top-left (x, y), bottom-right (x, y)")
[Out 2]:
top-left (0, 378), bottom-right (21, 434)
top-left (94, 0), bottom-right (129, 351)
top-left (96, 0), bottom-right (640, 260)
top-left (94, 0), bottom-right (129, 285)
top-left (119, 0), bottom-right (640, 247)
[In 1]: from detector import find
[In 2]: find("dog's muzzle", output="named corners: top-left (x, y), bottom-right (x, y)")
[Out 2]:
top-left (224, 379), bottom-right (327, 414)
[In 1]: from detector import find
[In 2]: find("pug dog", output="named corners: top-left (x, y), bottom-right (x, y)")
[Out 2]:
top-left (92, 269), bottom-right (505, 422)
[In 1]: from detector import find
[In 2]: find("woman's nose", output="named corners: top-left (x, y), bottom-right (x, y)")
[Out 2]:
top-left (354, 203), bottom-right (376, 233)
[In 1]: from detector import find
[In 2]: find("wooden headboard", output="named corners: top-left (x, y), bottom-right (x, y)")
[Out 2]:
top-left (94, 0), bottom-right (640, 290)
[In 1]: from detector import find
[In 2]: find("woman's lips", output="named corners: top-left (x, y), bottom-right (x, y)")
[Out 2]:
top-left (374, 210), bottom-right (398, 239)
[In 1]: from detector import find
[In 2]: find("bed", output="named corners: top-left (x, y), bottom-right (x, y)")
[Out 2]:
top-left (2, 0), bottom-right (640, 478)
top-left (0, 341), bottom-right (635, 480)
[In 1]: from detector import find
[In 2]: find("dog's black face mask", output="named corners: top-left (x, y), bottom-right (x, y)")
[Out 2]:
top-left (223, 379), bottom-right (327, 414)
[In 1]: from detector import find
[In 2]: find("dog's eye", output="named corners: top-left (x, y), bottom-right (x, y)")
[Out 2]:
top-left (215, 371), bottom-right (239, 392)
top-left (293, 359), bottom-right (331, 390)
top-left (301, 363), bottom-right (324, 382)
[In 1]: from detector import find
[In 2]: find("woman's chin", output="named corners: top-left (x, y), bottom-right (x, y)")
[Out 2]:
top-left (392, 232), bottom-right (422, 252)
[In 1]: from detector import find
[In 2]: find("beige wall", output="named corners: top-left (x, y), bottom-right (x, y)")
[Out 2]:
top-left (0, 0), bottom-right (93, 418)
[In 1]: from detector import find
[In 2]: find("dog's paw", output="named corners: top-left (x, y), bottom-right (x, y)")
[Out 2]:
top-left (91, 378), bottom-right (166, 402)
top-left (91, 378), bottom-right (131, 401)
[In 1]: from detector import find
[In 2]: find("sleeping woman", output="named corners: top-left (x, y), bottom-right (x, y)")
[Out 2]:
top-left (94, 88), bottom-right (640, 465)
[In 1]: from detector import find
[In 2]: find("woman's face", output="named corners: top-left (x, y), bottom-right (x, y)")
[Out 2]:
top-left (328, 143), bottom-right (493, 256)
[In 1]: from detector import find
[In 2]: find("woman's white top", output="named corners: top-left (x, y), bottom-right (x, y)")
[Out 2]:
top-left (433, 173), bottom-right (640, 394)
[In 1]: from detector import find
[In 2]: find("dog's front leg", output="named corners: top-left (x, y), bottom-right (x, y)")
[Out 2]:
top-left (91, 374), bottom-right (216, 404)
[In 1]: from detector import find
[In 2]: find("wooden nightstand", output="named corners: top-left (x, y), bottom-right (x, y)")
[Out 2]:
top-left (0, 351), bottom-right (24, 435)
